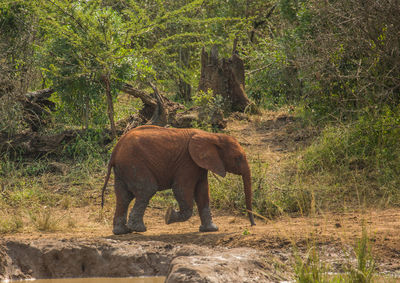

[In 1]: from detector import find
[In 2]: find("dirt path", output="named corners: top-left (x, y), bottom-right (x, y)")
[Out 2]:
top-left (3, 111), bottom-right (400, 277)
top-left (4, 207), bottom-right (400, 275)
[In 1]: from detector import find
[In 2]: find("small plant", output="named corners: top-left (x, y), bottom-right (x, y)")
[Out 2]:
top-left (28, 206), bottom-right (63, 232)
top-left (62, 129), bottom-right (107, 161)
top-left (346, 222), bottom-right (376, 283)
top-left (66, 216), bottom-right (77, 228)
top-left (191, 89), bottom-right (225, 132)
top-left (294, 246), bottom-right (333, 283)
top-left (0, 213), bottom-right (23, 234)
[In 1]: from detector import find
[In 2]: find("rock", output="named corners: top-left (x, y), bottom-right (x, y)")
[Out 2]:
top-left (0, 239), bottom-right (289, 282)
top-left (166, 248), bottom-right (288, 283)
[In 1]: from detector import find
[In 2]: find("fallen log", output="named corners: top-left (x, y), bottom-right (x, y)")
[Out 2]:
top-left (21, 88), bottom-right (56, 131)
top-left (0, 84), bottom-right (228, 157)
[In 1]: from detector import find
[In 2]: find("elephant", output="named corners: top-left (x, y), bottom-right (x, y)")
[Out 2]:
top-left (101, 125), bottom-right (255, 235)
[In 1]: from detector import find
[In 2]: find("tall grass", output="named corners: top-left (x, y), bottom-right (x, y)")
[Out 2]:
top-left (294, 221), bottom-right (376, 283)
top-left (0, 132), bottom-right (109, 234)
top-left (299, 111), bottom-right (400, 207)
top-left (0, 211), bottom-right (23, 234)
top-left (27, 206), bottom-right (64, 232)
top-left (210, 158), bottom-right (312, 219)
top-left (347, 222), bottom-right (376, 283)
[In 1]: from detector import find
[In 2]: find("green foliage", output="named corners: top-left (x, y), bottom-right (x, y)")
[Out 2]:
top-left (294, 222), bottom-right (376, 283)
top-left (294, 246), bottom-right (333, 283)
top-left (39, 0), bottom-right (143, 129)
top-left (246, 39), bottom-right (299, 108)
top-left (210, 159), bottom-right (312, 219)
top-left (245, 1), bottom-right (304, 109)
top-left (0, 1), bottom-right (39, 135)
top-left (347, 224), bottom-right (375, 283)
top-left (62, 130), bottom-right (107, 161)
top-left (191, 89), bottom-right (225, 132)
top-left (300, 109), bottom-right (400, 206)
top-left (283, 0), bottom-right (400, 119)
top-left (0, 96), bottom-right (26, 135)
top-left (0, 0), bottom-right (39, 90)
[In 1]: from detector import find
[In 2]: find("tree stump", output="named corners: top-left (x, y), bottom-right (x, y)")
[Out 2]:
top-left (198, 46), bottom-right (251, 112)
top-left (21, 88), bottom-right (56, 131)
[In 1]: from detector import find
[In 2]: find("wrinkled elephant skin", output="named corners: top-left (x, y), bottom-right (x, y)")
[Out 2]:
top-left (101, 125), bottom-right (255, 234)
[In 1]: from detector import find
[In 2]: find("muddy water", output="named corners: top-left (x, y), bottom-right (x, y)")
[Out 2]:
top-left (16, 277), bottom-right (165, 283)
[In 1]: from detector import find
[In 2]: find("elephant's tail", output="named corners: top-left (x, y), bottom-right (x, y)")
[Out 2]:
top-left (101, 159), bottom-right (113, 208)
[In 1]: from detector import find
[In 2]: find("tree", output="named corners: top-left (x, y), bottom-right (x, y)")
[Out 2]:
top-left (38, 0), bottom-right (231, 135)
top-left (0, 0), bottom-right (40, 135)
top-left (39, 0), bottom-right (145, 137)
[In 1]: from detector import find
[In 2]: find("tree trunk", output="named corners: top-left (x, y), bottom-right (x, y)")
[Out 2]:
top-left (102, 74), bottom-right (117, 139)
top-left (177, 47), bottom-right (192, 102)
top-left (148, 82), bottom-right (168, 126)
top-left (198, 45), bottom-right (251, 112)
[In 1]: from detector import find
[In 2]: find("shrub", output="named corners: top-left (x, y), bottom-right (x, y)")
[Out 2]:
top-left (191, 89), bottom-right (225, 132)
top-left (300, 109), bottom-right (400, 206)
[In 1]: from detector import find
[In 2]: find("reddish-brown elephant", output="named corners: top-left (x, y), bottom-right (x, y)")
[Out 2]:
top-left (101, 125), bottom-right (255, 235)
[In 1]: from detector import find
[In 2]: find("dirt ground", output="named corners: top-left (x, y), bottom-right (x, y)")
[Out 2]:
top-left (3, 111), bottom-right (400, 277)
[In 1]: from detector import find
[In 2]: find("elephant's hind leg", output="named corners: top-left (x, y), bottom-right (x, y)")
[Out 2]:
top-left (127, 181), bottom-right (158, 232)
top-left (165, 184), bottom-right (194, 224)
top-left (113, 177), bottom-right (135, 235)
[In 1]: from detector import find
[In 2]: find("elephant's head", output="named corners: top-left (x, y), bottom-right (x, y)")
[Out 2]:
top-left (189, 132), bottom-right (256, 226)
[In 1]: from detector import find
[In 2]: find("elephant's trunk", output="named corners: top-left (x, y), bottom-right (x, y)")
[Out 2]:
top-left (242, 165), bottom-right (256, 226)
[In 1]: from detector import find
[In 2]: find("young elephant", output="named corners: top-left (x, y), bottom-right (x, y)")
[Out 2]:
top-left (101, 125), bottom-right (255, 235)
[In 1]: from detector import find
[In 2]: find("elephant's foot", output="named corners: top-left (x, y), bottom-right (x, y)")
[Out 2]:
top-left (199, 206), bottom-right (218, 232)
top-left (165, 207), bottom-right (192, 224)
top-left (165, 207), bottom-right (177, 224)
top-left (112, 225), bottom-right (132, 235)
top-left (199, 222), bottom-right (218, 232)
top-left (127, 219), bottom-right (147, 232)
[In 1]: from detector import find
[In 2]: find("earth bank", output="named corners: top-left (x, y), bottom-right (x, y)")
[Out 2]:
top-left (0, 238), bottom-right (289, 282)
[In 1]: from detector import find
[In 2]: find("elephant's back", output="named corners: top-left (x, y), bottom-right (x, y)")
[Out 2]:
top-left (112, 126), bottom-right (193, 168)
top-left (121, 126), bottom-right (192, 143)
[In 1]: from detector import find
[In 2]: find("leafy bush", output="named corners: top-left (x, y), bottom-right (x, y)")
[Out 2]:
top-left (62, 130), bottom-right (107, 161)
top-left (210, 159), bottom-right (312, 219)
top-left (300, 109), bottom-right (400, 206)
top-left (282, 0), bottom-right (400, 119)
top-left (191, 89), bottom-right (225, 132)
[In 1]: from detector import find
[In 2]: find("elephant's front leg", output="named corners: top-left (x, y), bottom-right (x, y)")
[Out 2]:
top-left (165, 185), bottom-right (194, 224)
top-left (195, 173), bottom-right (218, 232)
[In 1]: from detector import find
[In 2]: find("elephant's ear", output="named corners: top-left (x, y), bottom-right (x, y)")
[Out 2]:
top-left (189, 134), bottom-right (226, 177)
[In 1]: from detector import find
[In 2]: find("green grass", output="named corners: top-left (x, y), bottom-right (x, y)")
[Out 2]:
top-left (209, 158), bottom-right (313, 219)
top-left (27, 206), bottom-right (64, 232)
top-left (298, 112), bottom-right (400, 208)
top-left (0, 132), bottom-right (109, 233)
top-left (294, 221), bottom-right (376, 283)
top-left (0, 211), bottom-right (23, 234)
top-left (1, 105), bottom-right (400, 234)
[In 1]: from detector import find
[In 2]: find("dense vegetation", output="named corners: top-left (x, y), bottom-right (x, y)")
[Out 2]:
top-left (1, 0), bottom-right (399, 234)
